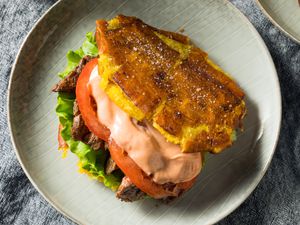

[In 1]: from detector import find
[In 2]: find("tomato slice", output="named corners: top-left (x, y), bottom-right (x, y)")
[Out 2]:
top-left (76, 58), bottom-right (110, 141)
top-left (76, 58), bottom-right (197, 198)
top-left (109, 140), bottom-right (196, 199)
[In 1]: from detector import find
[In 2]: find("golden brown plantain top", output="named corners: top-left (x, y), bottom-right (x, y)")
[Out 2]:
top-left (95, 15), bottom-right (246, 153)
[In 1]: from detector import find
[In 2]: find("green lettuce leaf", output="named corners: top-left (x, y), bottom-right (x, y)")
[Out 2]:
top-left (82, 32), bottom-right (99, 56)
top-left (58, 32), bottom-right (98, 78)
top-left (55, 33), bottom-right (122, 190)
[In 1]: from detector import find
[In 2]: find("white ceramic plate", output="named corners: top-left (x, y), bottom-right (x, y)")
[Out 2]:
top-left (256, 0), bottom-right (300, 43)
top-left (8, 0), bottom-right (281, 224)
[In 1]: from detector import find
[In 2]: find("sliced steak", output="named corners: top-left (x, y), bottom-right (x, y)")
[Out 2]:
top-left (160, 182), bottom-right (185, 203)
top-left (105, 156), bottom-right (119, 174)
top-left (73, 100), bottom-right (81, 116)
top-left (83, 133), bottom-right (104, 151)
top-left (52, 55), bottom-right (94, 92)
top-left (72, 114), bottom-right (90, 141)
top-left (72, 101), bottom-right (104, 151)
top-left (116, 176), bottom-right (146, 202)
top-left (72, 100), bottom-right (89, 141)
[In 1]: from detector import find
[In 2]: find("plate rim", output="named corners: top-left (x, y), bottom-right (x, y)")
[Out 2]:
top-left (256, 0), bottom-right (300, 44)
top-left (7, 0), bottom-right (282, 224)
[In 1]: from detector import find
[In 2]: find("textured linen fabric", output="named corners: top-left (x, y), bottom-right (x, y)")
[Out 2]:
top-left (0, 0), bottom-right (299, 224)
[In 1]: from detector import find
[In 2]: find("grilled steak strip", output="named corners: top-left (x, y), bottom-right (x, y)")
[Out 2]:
top-left (116, 176), bottom-right (146, 202)
top-left (105, 156), bottom-right (119, 174)
top-left (71, 100), bottom-right (90, 141)
top-left (52, 55), bottom-right (94, 92)
top-left (72, 101), bottom-right (104, 151)
top-left (83, 133), bottom-right (104, 151)
top-left (72, 115), bottom-right (90, 141)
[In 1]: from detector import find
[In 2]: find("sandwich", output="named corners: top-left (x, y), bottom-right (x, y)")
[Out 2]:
top-left (52, 15), bottom-right (246, 202)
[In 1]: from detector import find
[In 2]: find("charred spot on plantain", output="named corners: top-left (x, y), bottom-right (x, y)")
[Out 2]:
top-left (174, 111), bottom-right (182, 119)
top-left (153, 71), bottom-right (166, 87)
top-left (198, 101), bottom-right (207, 110)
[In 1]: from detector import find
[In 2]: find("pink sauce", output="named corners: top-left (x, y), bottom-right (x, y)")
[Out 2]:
top-left (88, 66), bottom-right (202, 184)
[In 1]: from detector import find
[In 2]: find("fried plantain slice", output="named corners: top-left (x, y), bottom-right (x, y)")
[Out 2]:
top-left (95, 15), bottom-right (246, 153)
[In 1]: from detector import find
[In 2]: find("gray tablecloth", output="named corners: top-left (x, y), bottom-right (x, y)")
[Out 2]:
top-left (0, 0), bottom-right (299, 224)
